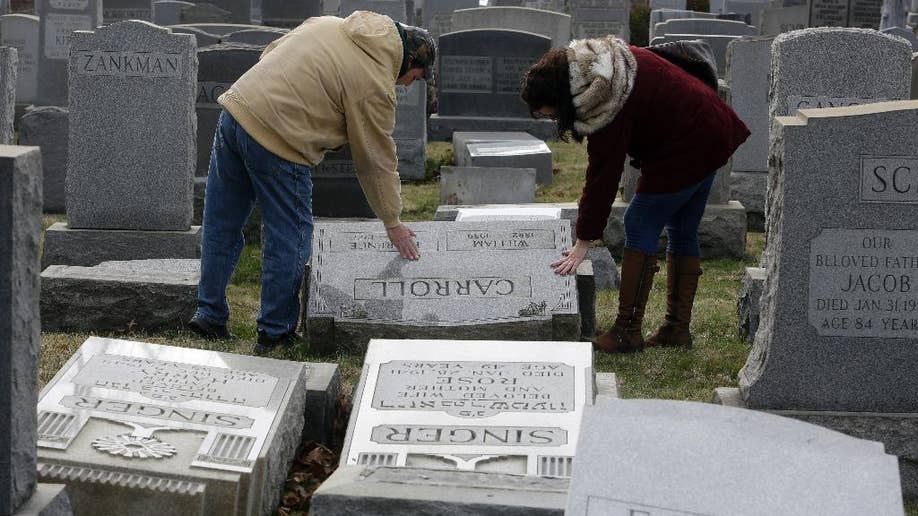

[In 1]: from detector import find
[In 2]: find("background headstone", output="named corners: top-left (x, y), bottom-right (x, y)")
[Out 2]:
top-left (0, 14), bottom-right (38, 105)
top-left (650, 0), bottom-right (686, 9)
top-left (67, 21), bottom-right (197, 231)
top-left (0, 47), bottom-right (16, 145)
top-left (450, 7), bottom-right (572, 47)
top-left (180, 2), bottom-right (233, 22)
top-left (339, 0), bottom-right (406, 20)
top-left (223, 27), bottom-right (288, 45)
top-left (262, 0), bottom-right (322, 27)
top-left (19, 106), bottom-right (69, 214)
top-left (394, 80), bottom-right (427, 181)
top-left (569, 0), bottom-right (629, 40)
top-left (37, 0), bottom-right (103, 107)
top-left (422, 0), bottom-right (477, 37)
top-left (103, 0), bottom-right (153, 24)
top-left (169, 25), bottom-right (223, 46)
top-left (809, 0), bottom-right (883, 28)
top-left (761, 4), bottom-right (809, 35)
top-left (439, 166), bottom-right (537, 204)
top-left (653, 16), bottom-right (759, 35)
top-left (882, 25), bottom-right (918, 48)
top-left (154, 0), bottom-right (197, 25)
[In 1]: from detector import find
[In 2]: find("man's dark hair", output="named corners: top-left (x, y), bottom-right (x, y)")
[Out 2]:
top-left (520, 48), bottom-right (582, 143)
top-left (402, 25), bottom-right (437, 79)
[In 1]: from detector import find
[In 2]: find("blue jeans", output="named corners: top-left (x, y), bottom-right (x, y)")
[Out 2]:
top-left (624, 174), bottom-right (715, 257)
top-left (196, 111), bottom-right (314, 337)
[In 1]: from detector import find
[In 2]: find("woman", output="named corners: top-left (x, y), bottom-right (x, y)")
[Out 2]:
top-left (521, 37), bottom-right (749, 353)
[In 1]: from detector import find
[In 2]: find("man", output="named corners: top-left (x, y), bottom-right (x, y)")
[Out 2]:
top-left (188, 11), bottom-right (436, 354)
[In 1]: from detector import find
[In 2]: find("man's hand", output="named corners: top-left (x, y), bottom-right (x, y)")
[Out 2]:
top-left (550, 239), bottom-right (591, 276)
top-left (386, 224), bottom-right (420, 260)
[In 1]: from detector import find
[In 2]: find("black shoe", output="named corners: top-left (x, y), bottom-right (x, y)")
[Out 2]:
top-left (188, 316), bottom-right (234, 340)
top-left (253, 330), bottom-right (301, 355)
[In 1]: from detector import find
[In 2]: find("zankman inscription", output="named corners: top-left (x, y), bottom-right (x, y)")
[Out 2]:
top-left (75, 51), bottom-right (182, 78)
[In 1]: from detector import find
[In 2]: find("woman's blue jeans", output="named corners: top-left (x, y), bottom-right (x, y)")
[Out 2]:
top-left (624, 173), bottom-right (716, 257)
top-left (195, 111), bottom-right (314, 337)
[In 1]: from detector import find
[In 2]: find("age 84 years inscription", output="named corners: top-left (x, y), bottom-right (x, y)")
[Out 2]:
top-left (809, 228), bottom-right (918, 338)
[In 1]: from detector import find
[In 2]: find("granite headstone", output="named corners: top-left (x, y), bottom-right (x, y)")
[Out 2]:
top-left (648, 8), bottom-right (716, 39)
top-left (760, 4), bottom-right (809, 36)
top-left (305, 220), bottom-right (581, 353)
top-left (169, 25), bottom-right (223, 46)
top-left (0, 47), bottom-right (16, 146)
top-left (179, 2), bottom-right (233, 22)
top-left (262, 0), bottom-right (322, 27)
top-left (103, 0), bottom-right (153, 24)
top-left (653, 16), bottom-right (759, 35)
top-left (882, 24), bottom-right (918, 48)
top-left (19, 106), bottom-right (69, 214)
top-left (809, 0), bottom-right (883, 28)
top-left (154, 0), bottom-right (197, 25)
top-left (459, 139), bottom-right (553, 185)
top-left (0, 14), bottom-right (38, 105)
top-left (37, 0), bottom-right (103, 107)
top-left (450, 7), bottom-right (572, 47)
top-left (339, 0), bottom-right (406, 20)
top-left (422, 0), bottom-right (477, 37)
top-left (439, 166), bottom-right (537, 205)
top-left (393, 80), bottom-right (427, 181)
top-left (569, 0), bottom-right (629, 40)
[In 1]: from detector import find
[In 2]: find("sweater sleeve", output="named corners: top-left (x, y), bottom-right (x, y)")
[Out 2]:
top-left (576, 118), bottom-right (630, 241)
top-left (345, 89), bottom-right (403, 228)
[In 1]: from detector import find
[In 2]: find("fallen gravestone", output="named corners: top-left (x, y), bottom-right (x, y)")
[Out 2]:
top-left (566, 399), bottom-right (903, 515)
top-left (650, 32), bottom-right (744, 75)
top-left (457, 139), bottom-right (553, 185)
top-left (450, 7), bottom-right (572, 47)
top-left (440, 166), bottom-right (537, 205)
top-left (429, 29), bottom-right (554, 141)
top-left (313, 338), bottom-right (616, 515)
top-left (0, 47), bottom-right (16, 145)
top-left (304, 220), bottom-right (581, 353)
top-left (653, 16), bottom-right (758, 36)
top-left (0, 14), bottom-right (38, 105)
top-left (726, 36), bottom-right (773, 230)
top-left (19, 107), bottom-right (69, 214)
top-left (40, 259), bottom-right (199, 332)
top-left (37, 0), bottom-right (103, 107)
top-left (36, 337), bottom-right (340, 516)
top-left (648, 8), bottom-right (716, 39)
top-left (154, 0), bottom-right (197, 25)
top-left (1, 145), bottom-right (73, 516)
top-left (720, 101), bottom-right (918, 498)
top-left (737, 265), bottom-right (766, 343)
top-left (43, 21), bottom-right (201, 267)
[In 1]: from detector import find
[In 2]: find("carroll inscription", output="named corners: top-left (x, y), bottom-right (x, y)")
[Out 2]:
top-left (354, 277), bottom-right (533, 300)
top-left (809, 229), bottom-right (918, 338)
top-left (372, 360), bottom-right (576, 417)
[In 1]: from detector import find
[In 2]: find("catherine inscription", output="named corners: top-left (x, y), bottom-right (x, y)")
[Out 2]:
top-left (809, 229), bottom-right (918, 338)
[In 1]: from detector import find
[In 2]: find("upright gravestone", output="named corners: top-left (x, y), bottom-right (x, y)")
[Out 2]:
top-left (339, 0), bottom-right (406, 21)
top-left (653, 16), bottom-right (759, 35)
top-left (42, 22), bottom-right (202, 267)
top-left (569, 0), bottom-right (630, 40)
top-left (305, 220), bottom-right (581, 353)
top-left (19, 107), bottom-right (69, 214)
top-left (727, 36), bottom-right (773, 230)
top-left (313, 338), bottom-right (607, 514)
top-left (0, 47), bottom-right (16, 145)
top-left (722, 101), bottom-right (918, 497)
top-left (760, 3), bottom-right (809, 35)
top-left (393, 80), bottom-right (427, 181)
top-left (650, 0), bottom-right (686, 9)
top-left (180, 2), bottom-right (234, 22)
top-left (204, 0), bottom-right (262, 24)
top-left (450, 7), bottom-right (572, 47)
top-left (430, 29), bottom-right (554, 141)
top-left (422, 0), bottom-right (476, 37)
top-left (566, 399), bottom-right (904, 515)
top-left (37, 0), bottom-right (103, 107)
top-left (262, 0), bottom-right (322, 27)
top-left (36, 336), bottom-right (340, 516)
top-left (103, 0), bottom-right (153, 24)
top-left (882, 24), bottom-right (918, 48)
top-left (154, 0), bottom-right (197, 25)
top-left (724, 0), bottom-right (769, 26)
top-left (809, 0), bottom-right (883, 28)
top-left (648, 8), bottom-right (717, 39)
top-left (1, 145), bottom-right (73, 516)
top-left (0, 14), bottom-right (38, 106)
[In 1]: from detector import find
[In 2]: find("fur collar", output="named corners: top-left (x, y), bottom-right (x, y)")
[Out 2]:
top-left (567, 37), bottom-right (637, 136)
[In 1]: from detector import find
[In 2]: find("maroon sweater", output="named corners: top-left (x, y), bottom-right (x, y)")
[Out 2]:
top-left (575, 46), bottom-right (751, 241)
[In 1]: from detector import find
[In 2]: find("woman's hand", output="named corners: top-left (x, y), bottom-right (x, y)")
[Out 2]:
top-left (386, 224), bottom-right (420, 260)
top-left (551, 239), bottom-right (591, 276)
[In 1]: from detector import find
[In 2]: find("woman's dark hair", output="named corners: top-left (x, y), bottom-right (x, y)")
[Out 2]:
top-left (520, 48), bottom-right (582, 143)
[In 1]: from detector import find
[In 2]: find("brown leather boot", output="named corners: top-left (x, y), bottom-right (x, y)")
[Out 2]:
top-left (645, 254), bottom-right (702, 348)
top-left (593, 248), bottom-right (659, 353)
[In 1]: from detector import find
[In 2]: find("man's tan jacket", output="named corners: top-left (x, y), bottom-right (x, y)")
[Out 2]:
top-left (219, 11), bottom-right (404, 228)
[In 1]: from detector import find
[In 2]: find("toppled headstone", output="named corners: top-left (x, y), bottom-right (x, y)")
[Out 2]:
top-left (168, 25), bottom-right (223, 46)
top-left (0, 14), bottom-right (38, 105)
top-left (566, 398), bottom-right (904, 515)
top-left (304, 220), bottom-right (581, 353)
top-left (653, 16), bottom-right (758, 35)
top-left (37, 0), bottom-right (103, 106)
top-left (458, 139), bottom-right (553, 185)
top-left (440, 166), bottom-right (536, 205)
top-left (40, 259), bottom-right (199, 332)
top-left (1, 144), bottom-right (73, 516)
top-left (19, 106), bottom-right (69, 214)
top-left (882, 25), bottom-right (918, 50)
top-left (648, 8), bottom-right (716, 39)
top-left (37, 337), bottom-right (340, 516)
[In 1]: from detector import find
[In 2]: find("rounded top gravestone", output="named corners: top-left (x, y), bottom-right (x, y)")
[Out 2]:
top-left (450, 6), bottom-right (572, 47)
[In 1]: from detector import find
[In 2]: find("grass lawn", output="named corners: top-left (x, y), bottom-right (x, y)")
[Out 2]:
top-left (38, 140), bottom-right (918, 514)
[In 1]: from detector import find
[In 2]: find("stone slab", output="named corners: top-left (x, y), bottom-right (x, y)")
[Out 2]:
top-left (37, 0), bottom-right (103, 107)
top-left (440, 166), bottom-right (537, 205)
top-left (19, 107), bottom-right (69, 214)
top-left (341, 339), bottom-right (593, 474)
top-left (0, 14), bottom-right (38, 105)
top-left (604, 200), bottom-right (747, 259)
top-left (428, 115), bottom-right (556, 142)
top-left (36, 337), bottom-right (328, 516)
top-left (67, 22), bottom-right (197, 231)
top-left (715, 386), bottom-right (918, 499)
top-left (726, 36), bottom-right (772, 175)
top-left (460, 140), bottom-right (553, 185)
top-left (12, 484), bottom-right (72, 516)
top-left (304, 220), bottom-right (581, 353)
top-left (40, 259), bottom-right (200, 332)
top-left (648, 8), bottom-right (717, 39)
top-left (0, 145), bottom-right (43, 516)
top-left (566, 398), bottom-right (904, 515)
top-left (653, 33), bottom-right (742, 75)
top-left (883, 25), bottom-right (918, 50)
top-left (737, 266), bottom-right (766, 343)
top-left (41, 222), bottom-right (202, 269)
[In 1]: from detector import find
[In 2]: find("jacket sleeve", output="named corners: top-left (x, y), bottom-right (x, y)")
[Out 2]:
top-left (576, 118), bottom-right (631, 241)
top-left (345, 89), bottom-right (403, 229)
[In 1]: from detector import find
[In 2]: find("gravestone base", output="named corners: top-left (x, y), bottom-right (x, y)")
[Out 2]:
top-left (737, 266), bottom-right (765, 344)
top-left (194, 176), bottom-right (263, 244)
top-left (714, 387), bottom-right (918, 500)
top-left (40, 259), bottom-right (199, 332)
top-left (577, 261), bottom-right (596, 340)
top-left (730, 171), bottom-right (766, 231)
top-left (41, 222), bottom-right (201, 269)
top-left (302, 362), bottom-right (342, 446)
top-left (603, 201), bottom-right (747, 259)
top-left (428, 115), bottom-right (556, 142)
top-left (13, 484), bottom-right (72, 516)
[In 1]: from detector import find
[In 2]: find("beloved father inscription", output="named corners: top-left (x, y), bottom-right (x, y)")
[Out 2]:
top-left (372, 361), bottom-right (576, 417)
top-left (810, 229), bottom-right (918, 338)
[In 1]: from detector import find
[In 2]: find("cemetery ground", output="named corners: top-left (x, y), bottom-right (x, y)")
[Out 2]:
top-left (34, 140), bottom-right (918, 514)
